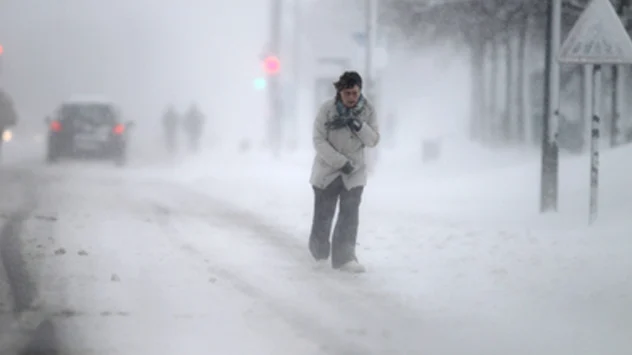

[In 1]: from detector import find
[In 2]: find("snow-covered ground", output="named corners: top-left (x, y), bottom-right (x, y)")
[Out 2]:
top-left (5, 139), bottom-right (630, 354)
top-left (25, 166), bottom-right (335, 354)
top-left (163, 141), bottom-right (632, 354)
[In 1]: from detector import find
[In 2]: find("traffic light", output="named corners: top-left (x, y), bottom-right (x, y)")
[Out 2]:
top-left (253, 77), bottom-right (267, 90)
top-left (262, 55), bottom-right (280, 75)
top-left (0, 44), bottom-right (4, 56)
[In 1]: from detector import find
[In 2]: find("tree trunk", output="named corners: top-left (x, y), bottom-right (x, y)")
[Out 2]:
top-left (469, 37), bottom-right (486, 142)
top-left (516, 12), bottom-right (529, 144)
top-left (489, 38), bottom-right (499, 144)
top-left (503, 32), bottom-right (515, 143)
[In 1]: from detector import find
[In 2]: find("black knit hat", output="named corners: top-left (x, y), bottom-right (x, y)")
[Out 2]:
top-left (333, 71), bottom-right (363, 92)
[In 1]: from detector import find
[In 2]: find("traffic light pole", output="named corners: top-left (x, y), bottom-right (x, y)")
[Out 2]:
top-left (364, 0), bottom-right (377, 100)
top-left (289, 0), bottom-right (301, 150)
top-left (268, 0), bottom-right (283, 156)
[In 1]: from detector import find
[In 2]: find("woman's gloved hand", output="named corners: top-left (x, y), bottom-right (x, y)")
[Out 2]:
top-left (346, 118), bottom-right (363, 132)
top-left (340, 161), bottom-right (354, 174)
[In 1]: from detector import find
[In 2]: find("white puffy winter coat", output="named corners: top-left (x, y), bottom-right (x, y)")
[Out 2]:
top-left (309, 98), bottom-right (380, 190)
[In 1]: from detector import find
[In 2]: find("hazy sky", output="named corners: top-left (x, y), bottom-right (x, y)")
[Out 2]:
top-left (0, 0), bottom-right (267, 136)
top-left (0, 0), bottom-right (473, 149)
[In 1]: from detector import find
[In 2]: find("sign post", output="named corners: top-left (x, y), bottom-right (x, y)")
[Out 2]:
top-left (558, 0), bottom-right (632, 224)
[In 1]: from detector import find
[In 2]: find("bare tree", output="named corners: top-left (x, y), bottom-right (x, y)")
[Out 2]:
top-left (379, 0), bottom-right (585, 147)
top-left (496, 1), bottom-right (530, 144)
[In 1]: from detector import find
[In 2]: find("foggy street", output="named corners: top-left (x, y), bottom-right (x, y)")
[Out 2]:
top-left (0, 0), bottom-right (630, 354)
top-left (0, 143), bottom-right (627, 354)
top-left (0, 147), bottom-right (545, 355)
top-left (0, 148), bottom-right (510, 355)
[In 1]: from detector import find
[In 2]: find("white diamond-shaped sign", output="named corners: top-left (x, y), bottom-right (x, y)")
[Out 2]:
top-left (559, 0), bottom-right (632, 64)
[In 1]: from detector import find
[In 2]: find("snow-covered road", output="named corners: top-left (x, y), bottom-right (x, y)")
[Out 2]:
top-left (23, 167), bottom-right (330, 354)
top-left (23, 162), bottom-right (502, 355)
top-left (0, 143), bottom-right (629, 354)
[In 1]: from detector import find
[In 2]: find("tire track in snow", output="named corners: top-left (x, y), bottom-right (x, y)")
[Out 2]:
top-left (150, 202), bottom-right (371, 355)
top-left (143, 182), bottom-right (459, 355)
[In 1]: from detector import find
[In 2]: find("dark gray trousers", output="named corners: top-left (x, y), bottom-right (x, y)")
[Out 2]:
top-left (308, 176), bottom-right (364, 268)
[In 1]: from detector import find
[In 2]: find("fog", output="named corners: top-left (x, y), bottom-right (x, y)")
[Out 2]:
top-left (0, 1), bottom-right (629, 354)
top-left (0, 0), bottom-right (472, 157)
top-left (0, 0), bottom-right (268, 146)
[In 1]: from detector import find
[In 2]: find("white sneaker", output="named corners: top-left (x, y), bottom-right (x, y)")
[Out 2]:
top-left (338, 260), bottom-right (366, 273)
top-left (313, 259), bottom-right (329, 270)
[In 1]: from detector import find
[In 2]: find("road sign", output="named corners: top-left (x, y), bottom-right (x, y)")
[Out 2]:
top-left (559, 0), bottom-right (632, 64)
top-left (557, 0), bottom-right (632, 224)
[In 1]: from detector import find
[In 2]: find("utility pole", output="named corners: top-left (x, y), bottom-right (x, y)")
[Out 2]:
top-left (364, 0), bottom-right (378, 100)
top-left (610, 0), bottom-right (630, 148)
top-left (268, 0), bottom-right (283, 156)
top-left (540, 0), bottom-right (562, 213)
top-left (289, 0), bottom-right (301, 149)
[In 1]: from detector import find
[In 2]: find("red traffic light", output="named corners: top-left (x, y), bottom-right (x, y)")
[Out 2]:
top-left (0, 45), bottom-right (4, 56)
top-left (263, 55), bottom-right (280, 75)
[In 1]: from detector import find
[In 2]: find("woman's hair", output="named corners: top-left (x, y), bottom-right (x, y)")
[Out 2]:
top-left (333, 71), bottom-right (363, 92)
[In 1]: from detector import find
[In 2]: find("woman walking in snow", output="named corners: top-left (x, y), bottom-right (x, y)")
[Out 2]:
top-left (308, 71), bottom-right (380, 273)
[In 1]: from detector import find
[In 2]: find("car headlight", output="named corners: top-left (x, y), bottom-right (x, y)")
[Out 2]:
top-left (2, 129), bottom-right (12, 142)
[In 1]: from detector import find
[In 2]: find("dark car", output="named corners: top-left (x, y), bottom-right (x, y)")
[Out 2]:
top-left (46, 98), bottom-right (133, 166)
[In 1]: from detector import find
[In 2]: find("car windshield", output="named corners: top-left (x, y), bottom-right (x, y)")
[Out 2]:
top-left (59, 103), bottom-right (115, 125)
